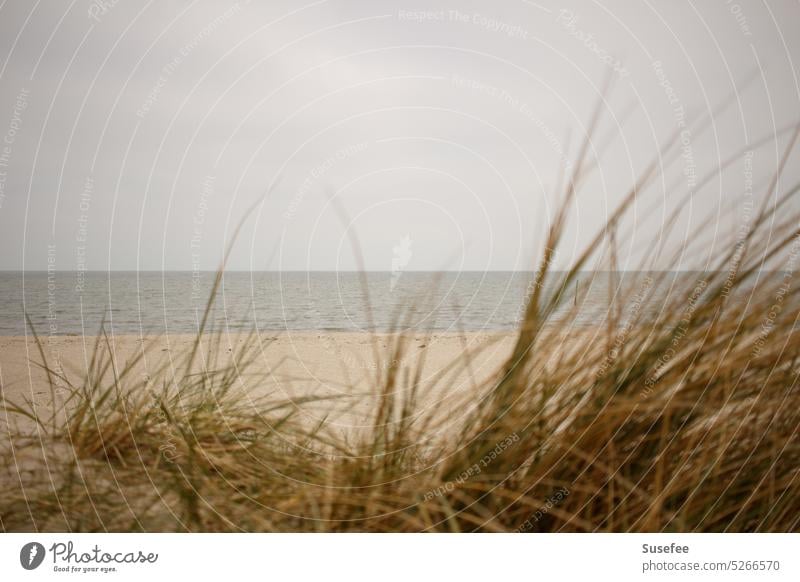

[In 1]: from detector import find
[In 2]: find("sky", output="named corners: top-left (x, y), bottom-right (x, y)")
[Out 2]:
top-left (0, 0), bottom-right (798, 272)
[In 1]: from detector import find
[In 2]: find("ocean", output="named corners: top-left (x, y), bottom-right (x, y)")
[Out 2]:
top-left (0, 270), bottom-right (707, 336)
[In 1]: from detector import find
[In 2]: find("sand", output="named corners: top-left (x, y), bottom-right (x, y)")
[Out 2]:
top-left (0, 331), bottom-right (518, 435)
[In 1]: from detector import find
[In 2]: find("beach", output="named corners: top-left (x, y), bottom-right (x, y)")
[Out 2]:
top-left (0, 331), bottom-right (519, 436)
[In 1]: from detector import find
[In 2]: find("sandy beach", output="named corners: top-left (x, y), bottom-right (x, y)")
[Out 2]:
top-left (0, 331), bottom-right (519, 435)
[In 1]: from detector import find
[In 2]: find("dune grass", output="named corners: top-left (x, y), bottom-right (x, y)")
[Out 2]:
top-left (2, 107), bottom-right (800, 532)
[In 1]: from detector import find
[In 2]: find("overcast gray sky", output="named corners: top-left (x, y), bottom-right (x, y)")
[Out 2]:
top-left (0, 0), bottom-right (798, 271)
